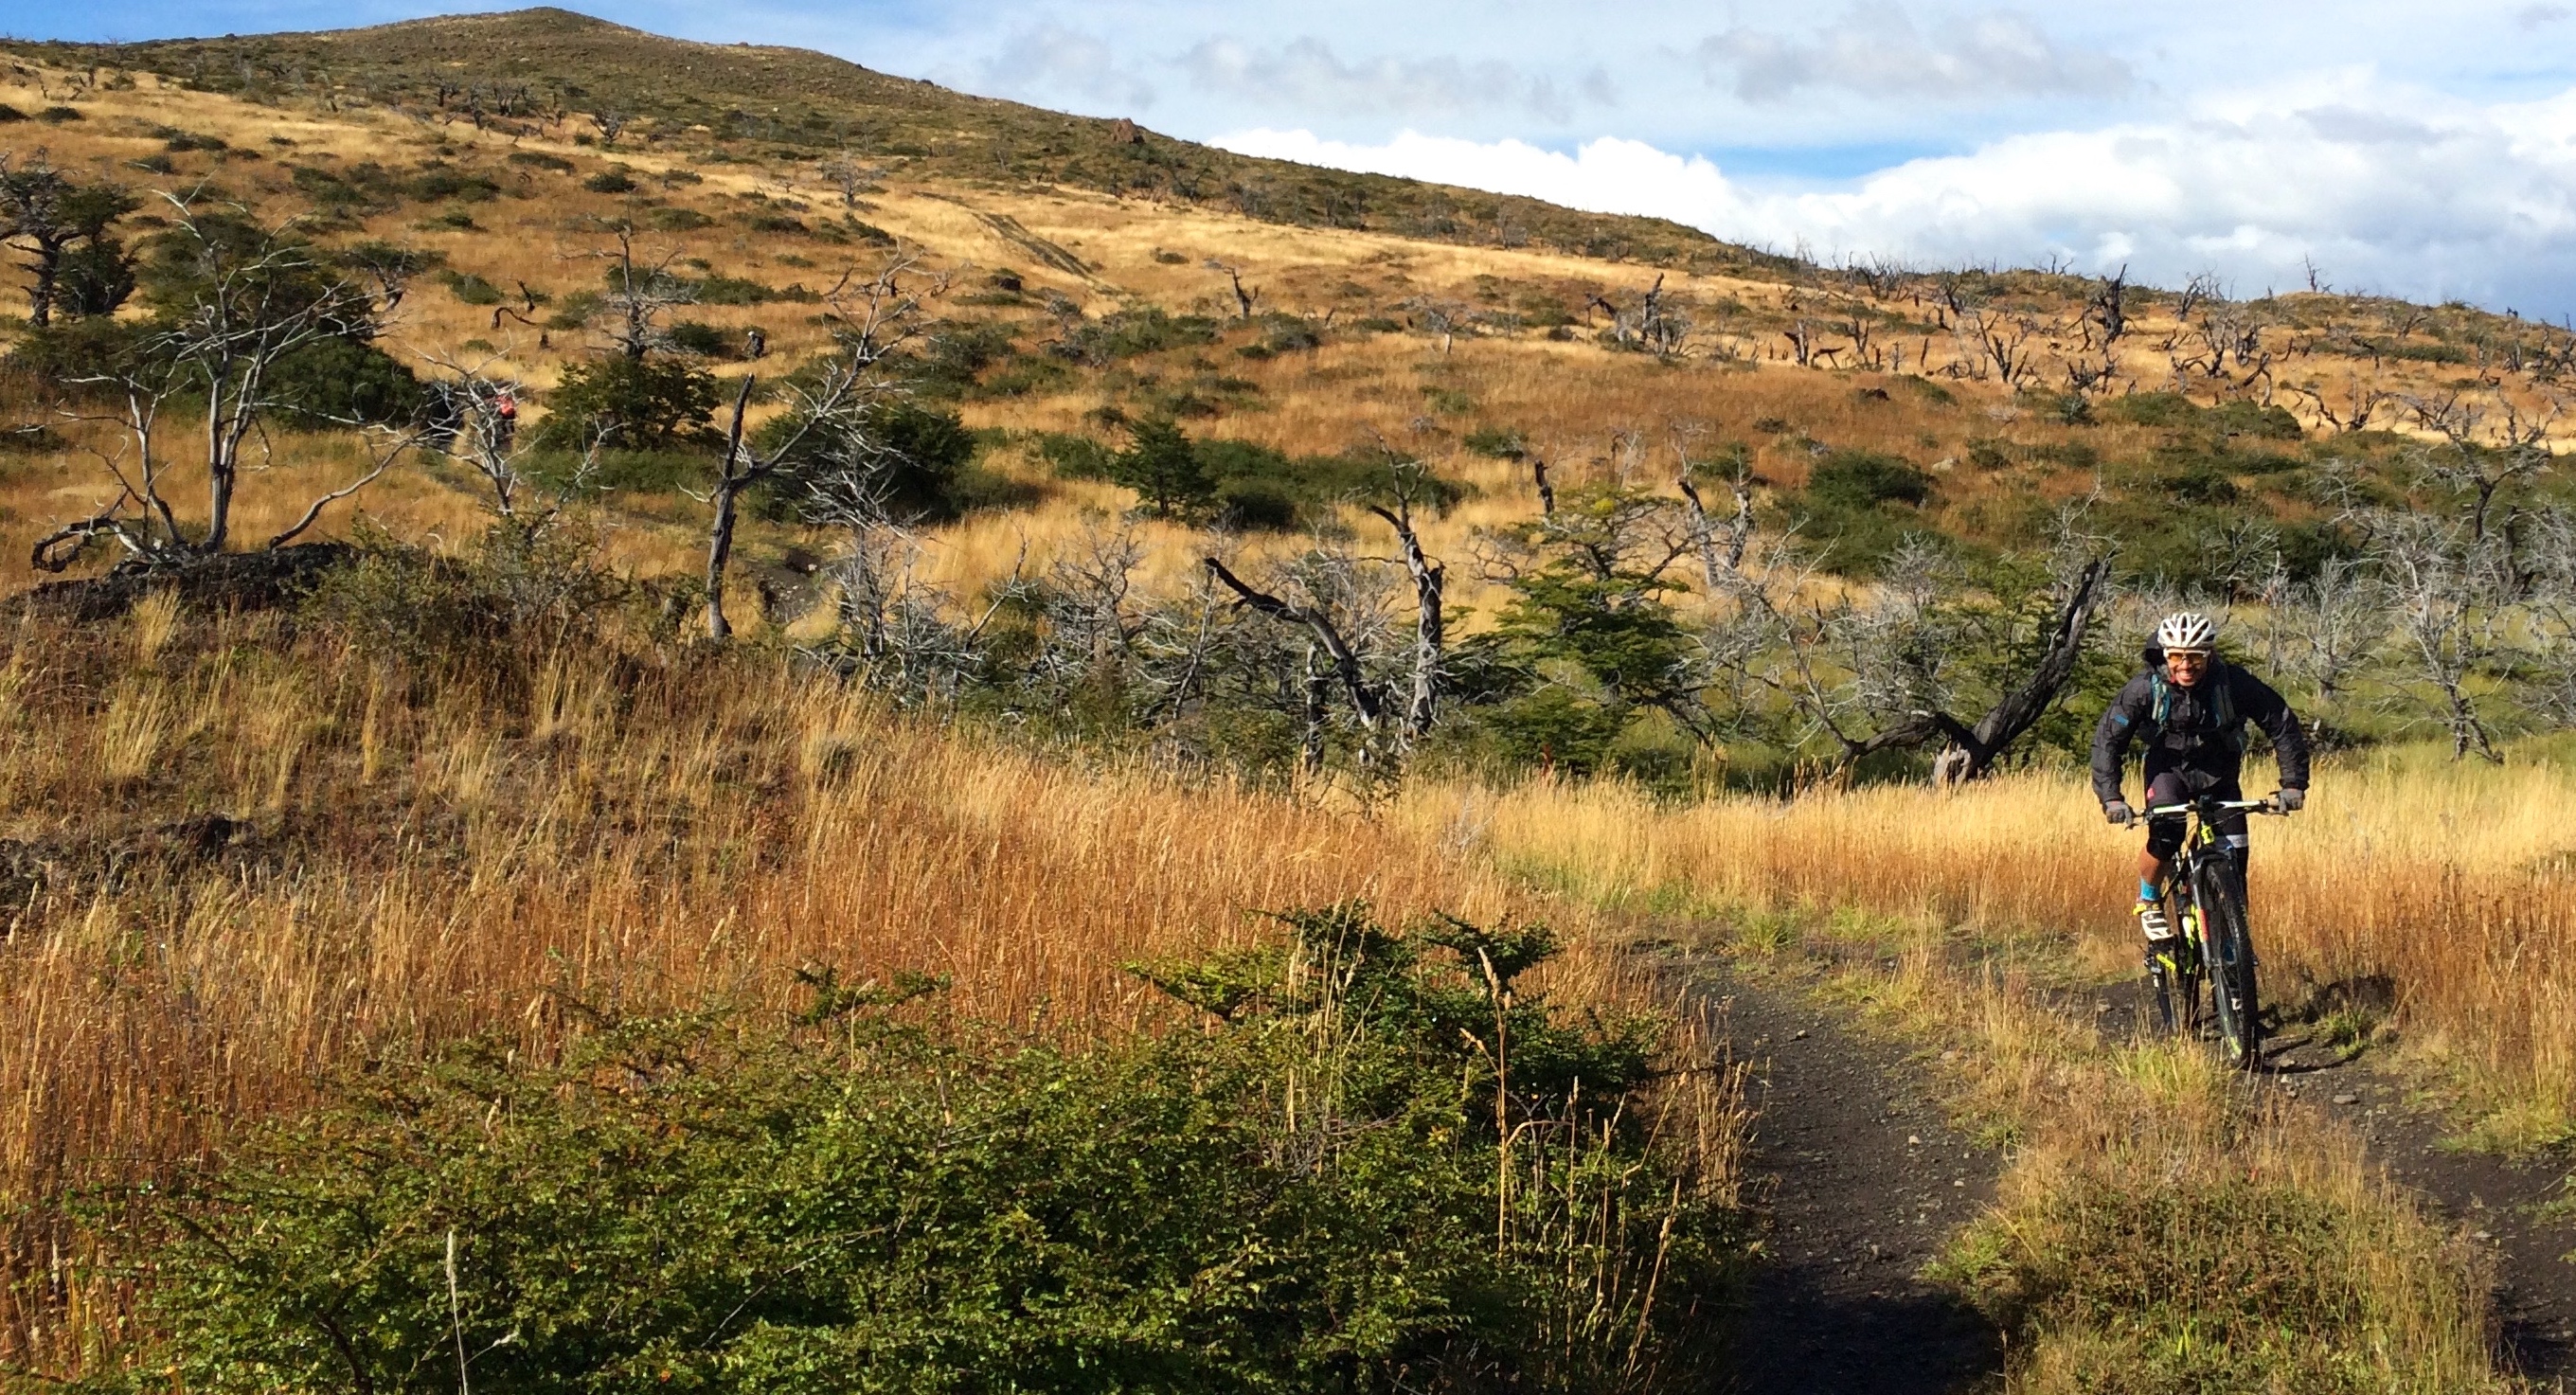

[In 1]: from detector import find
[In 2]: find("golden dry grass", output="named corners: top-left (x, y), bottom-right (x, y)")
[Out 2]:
top-left (1402, 754), bottom-right (2576, 1146)
top-left (0, 603), bottom-right (1623, 1370)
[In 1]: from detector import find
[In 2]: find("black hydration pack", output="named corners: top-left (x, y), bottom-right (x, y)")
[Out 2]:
top-left (2148, 667), bottom-right (2242, 758)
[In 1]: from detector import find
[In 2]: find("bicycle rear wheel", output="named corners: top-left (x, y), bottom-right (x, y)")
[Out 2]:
top-left (2194, 865), bottom-right (2263, 1069)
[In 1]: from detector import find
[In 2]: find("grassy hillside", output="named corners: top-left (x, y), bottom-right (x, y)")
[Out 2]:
top-left (5, 7), bottom-right (1794, 276)
top-left (0, 14), bottom-right (2568, 1391)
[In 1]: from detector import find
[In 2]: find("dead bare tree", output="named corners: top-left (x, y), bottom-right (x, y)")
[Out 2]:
top-left (1782, 317), bottom-right (1821, 368)
top-left (816, 150), bottom-right (884, 209)
top-left (2277, 554), bottom-right (2386, 713)
top-left (420, 352), bottom-right (602, 523)
top-left (36, 197), bottom-right (414, 566)
top-left (1922, 557), bottom-right (2110, 782)
top-left (2404, 389), bottom-right (2561, 543)
top-left (1203, 556), bottom-right (1386, 734)
top-left (1204, 259), bottom-right (1258, 321)
top-left (2378, 514), bottom-right (2503, 761)
top-left (1675, 447), bottom-right (1755, 588)
top-left (581, 223), bottom-right (696, 361)
top-left (700, 252), bottom-right (943, 639)
top-left (2087, 264), bottom-right (2130, 348)
top-left (2285, 377), bottom-right (2394, 435)
top-left (1367, 481), bottom-right (1446, 744)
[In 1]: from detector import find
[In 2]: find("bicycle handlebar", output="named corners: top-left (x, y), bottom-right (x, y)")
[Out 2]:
top-left (2144, 797), bottom-right (2286, 817)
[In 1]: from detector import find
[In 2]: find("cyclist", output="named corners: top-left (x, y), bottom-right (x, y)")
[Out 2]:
top-left (2091, 611), bottom-right (2310, 945)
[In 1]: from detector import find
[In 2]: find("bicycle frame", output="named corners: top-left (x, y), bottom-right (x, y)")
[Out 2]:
top-left (2142, 796), bottom-right (2282, 1066)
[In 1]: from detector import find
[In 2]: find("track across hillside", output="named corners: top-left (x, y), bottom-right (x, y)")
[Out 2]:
top-left (1672, 956), bottom-right (2005, 1393)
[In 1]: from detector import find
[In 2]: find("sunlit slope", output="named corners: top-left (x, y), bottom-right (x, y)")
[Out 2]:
top-left (4, 7), bottom-right (1787, 277)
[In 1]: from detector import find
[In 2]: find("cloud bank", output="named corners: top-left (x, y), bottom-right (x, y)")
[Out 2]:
top-left (1182, 37), bottom-right (1597, 121)
top-left (1220, 75), bottom-right (2576, 313)
top-left (1695, 4), bottom-right (2134, 104)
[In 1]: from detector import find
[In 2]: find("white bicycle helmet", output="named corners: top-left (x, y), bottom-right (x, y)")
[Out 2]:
top-left (2156, 611), bottom-right (2216, 653)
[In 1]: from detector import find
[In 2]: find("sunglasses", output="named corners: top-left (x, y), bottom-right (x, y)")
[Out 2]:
top-left (2166, 650), bottom-right (2211, 663)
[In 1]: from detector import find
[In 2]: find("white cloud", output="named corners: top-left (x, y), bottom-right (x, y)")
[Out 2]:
top-left (1219, 77), bottom-right (2576, 312)
top-left (982, 25), bottom-right (1156, 111)
top-left (1180, 36), bottom-right (1585, 121)
top-left (1695, 4), bottom-right (2134, 104)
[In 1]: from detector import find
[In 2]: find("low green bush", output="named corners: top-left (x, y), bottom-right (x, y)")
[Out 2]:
top-left (122, 904), bottom-right (1741, 1394)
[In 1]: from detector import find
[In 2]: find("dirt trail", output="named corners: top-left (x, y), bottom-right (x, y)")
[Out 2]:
top-left (2094, 981), bottom-right (2576, 1390)
top-left (2253, 1015), bottom-right (2570, 1388)
top-left (1681, 947), bottom-right (2573, 1392)
top-left (1672, 952), bottom-right (2005, 1394)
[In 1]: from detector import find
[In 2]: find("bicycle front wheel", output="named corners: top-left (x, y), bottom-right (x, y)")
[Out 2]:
top-left (2194, 866), bottom-right (2263, 1069)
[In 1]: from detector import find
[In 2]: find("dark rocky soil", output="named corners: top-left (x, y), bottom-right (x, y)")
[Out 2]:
top-left (1674, 955), bottom-right (2005, 1394)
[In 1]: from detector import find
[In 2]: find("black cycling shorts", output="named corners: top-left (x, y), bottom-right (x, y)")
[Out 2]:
top-left (2143, 769), bottom-right (2247, 862)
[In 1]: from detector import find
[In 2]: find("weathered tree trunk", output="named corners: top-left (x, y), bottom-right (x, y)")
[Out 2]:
top-left (1301, 644), bottom-right (1328, 774)
top-left (205, 391), bottom-right (235, 551)
top-left (1368, 503), bottom-right (1444, 742)
top-left (705, 475), bottom-right (740, 639)
top-left (705, 377), bottom-right (757, 639)
top-left (1931, 558), bottom-right (2111, 782)
top-left (1203, 556), bottom-right (1382, 728)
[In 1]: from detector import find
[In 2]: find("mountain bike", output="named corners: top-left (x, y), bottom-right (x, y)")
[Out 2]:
top-left (2142, 795), bottom-right (2286, 1069)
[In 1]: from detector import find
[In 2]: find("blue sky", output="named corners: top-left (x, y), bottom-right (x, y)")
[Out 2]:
top-left (21, 1), bottom-right (2576, 313)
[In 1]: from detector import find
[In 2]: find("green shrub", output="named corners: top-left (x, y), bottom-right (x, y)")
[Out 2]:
top-left (664, 318), bottom-right (733, 358)
top-left (1465, 425), bottom-right (1528, 459)
top-left (37, 105), bottom-right (83, 123)
top-left (1111, 415), bottom-right (1216, 517)
top-left (130, 904), bottom-right (1737, 1394)
top-left (2209, 399), bottom-right (2303, 439)
top-left (756, 398), bottom-right (985, 523)
top-left (533, 356), bottom-right (722, 452)
top-left (268, 335), bottom-right (430, 428)
top-left (407, 163), bottom-right (498, 202)
top-left (693, 273), bottom-right (817, 306)
top-left (1784, 452), bottom-right (1941, 576)
top-left (153, 126), bottom-right (227, 152)
top-left (304, 523), bottom-right (627, 669)
top-left (438, 269), bottom-right (504, 305)
top-left (2104, 391), bottom-right (2198, 428)
top-left (647, 206), bottom-right (713, 231)
top-left (1808, 451), bottom-right (1934, 509)
top-left (1214, 479), bottom-right (1300, 531)
top-left (506, 151), bottom-right (577, 172)
top-left (581, 166), bottom-right (637, 194)
top-left (1051, 307), bottom-right (1220, 365)
top-left (1036, 430), bottom-right (1117, 479)
top-left (0, 104), bottom-right (24, 123)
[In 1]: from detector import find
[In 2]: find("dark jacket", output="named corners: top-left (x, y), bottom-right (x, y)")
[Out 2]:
top-left (2090, 649), bottom-right (2309, 805)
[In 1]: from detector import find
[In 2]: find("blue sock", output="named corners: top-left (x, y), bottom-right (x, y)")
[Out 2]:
top-left (2138, 878), bottom-right (2161, 903)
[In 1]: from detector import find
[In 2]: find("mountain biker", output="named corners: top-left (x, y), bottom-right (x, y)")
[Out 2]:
top-left (2091, 611), bottom-right (2310, 945)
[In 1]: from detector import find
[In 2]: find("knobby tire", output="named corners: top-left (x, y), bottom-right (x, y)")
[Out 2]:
top-left (2195, 864), bottom-right (2263, 1069)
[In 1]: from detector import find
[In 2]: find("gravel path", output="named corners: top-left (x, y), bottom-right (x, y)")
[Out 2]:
top-left (1673, 957), bottom-right (2005, 1394)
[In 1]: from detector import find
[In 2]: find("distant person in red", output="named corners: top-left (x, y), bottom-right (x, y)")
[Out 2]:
top-left (492, 391), bottom-right (518, 453)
